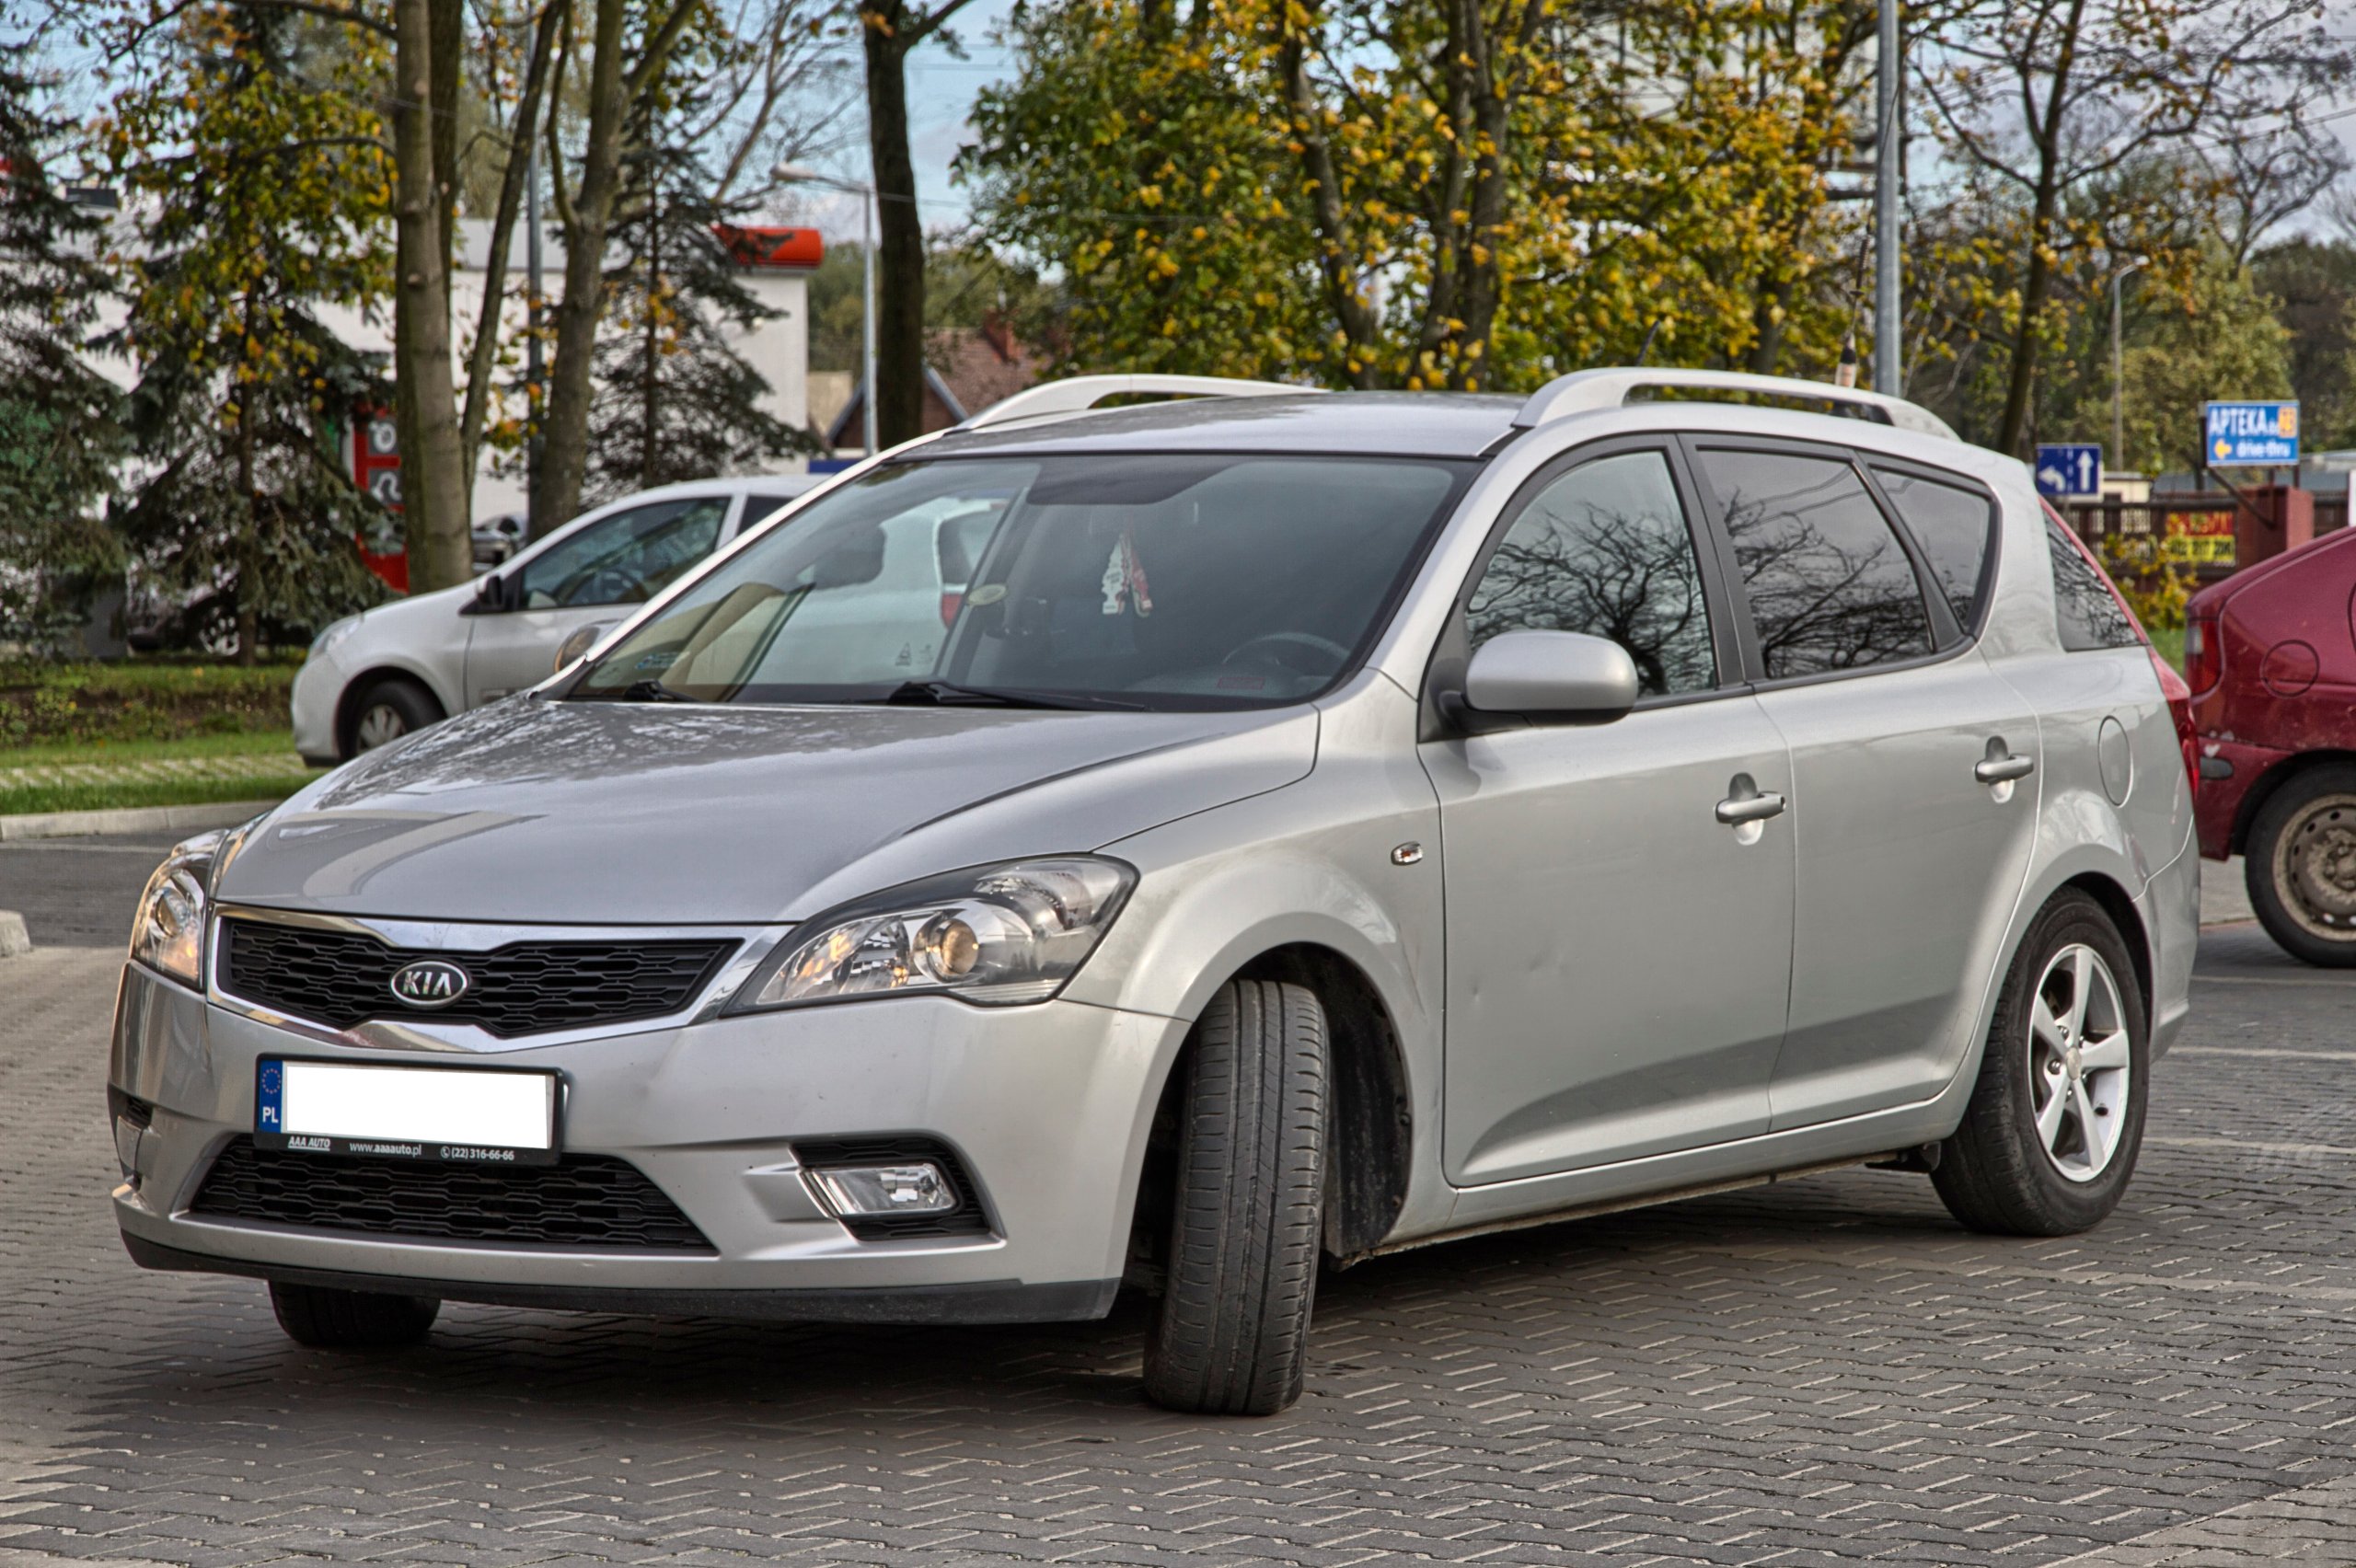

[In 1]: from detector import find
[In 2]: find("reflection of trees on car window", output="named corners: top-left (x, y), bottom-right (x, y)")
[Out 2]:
top-left (1702, 451), bottom-right (1933, 679)
top-left (1465, 452), bottom-right (1715, 698)
top-left (520, 498), bottom-right (730, 609)
top-left (2046, 516), bottom-right (2141, 651)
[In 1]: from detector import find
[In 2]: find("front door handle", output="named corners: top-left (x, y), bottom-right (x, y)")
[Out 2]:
top-left (1715, 778), bottom-right (1788, 826)
top-left (1974, 753), bottom-right (2036, 784)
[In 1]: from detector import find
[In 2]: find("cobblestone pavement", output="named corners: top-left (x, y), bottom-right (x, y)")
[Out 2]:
top-left (4, 910), bottom-right (2354, 1566)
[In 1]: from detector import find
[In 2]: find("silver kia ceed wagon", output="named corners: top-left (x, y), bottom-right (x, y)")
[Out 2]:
top-left (111, 369), bottom-right (2200, 1415)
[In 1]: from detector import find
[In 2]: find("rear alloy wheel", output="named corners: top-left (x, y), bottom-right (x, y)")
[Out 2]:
top-left (270, 1283), bottom-right (440, 1349)
top-left (2246, 764), bottom-right (2356, 968)
top-left (344, 676), bottom-right (444, 757)
top-left (1933, 890), bottom-right (2148, 1236)
top-left (1141, 978), bottom-right (1327, 1416)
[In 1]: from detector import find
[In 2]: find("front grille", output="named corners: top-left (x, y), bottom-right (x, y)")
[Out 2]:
top-left (191, 1138), bottom-right (714, 1251)
top-left (794, 1135), bottom-right (994, 1241)
top-left (220, 918), bottom-right (734, 1039)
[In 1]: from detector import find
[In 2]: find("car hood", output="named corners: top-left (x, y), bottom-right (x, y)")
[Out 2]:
top-left (215, 697), bottom-right (1317, 924)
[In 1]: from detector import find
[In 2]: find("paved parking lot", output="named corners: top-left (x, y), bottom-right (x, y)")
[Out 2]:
top-left (5, 841), bottom-right (2355, 1566)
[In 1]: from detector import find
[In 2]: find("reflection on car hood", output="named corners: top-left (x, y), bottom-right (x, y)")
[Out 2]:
top-left (215, 697), bottom-right (1316, 924)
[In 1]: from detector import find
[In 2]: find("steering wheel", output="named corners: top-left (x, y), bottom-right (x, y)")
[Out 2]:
top-left (1222, 630), bottom-right (1351, 674)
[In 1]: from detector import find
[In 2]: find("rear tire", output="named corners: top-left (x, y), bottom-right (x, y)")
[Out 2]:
top-left (2245, 764), bottom-right (2356, 968)
top-left (1933, 890), bottom-right (2147, 1237)
top-left (342, 675), bottom-right (444, 758)
top-left (270, 1282), bottom-right (440, 1348)
top-left (1141, 978), bottom-right (1327, 1416)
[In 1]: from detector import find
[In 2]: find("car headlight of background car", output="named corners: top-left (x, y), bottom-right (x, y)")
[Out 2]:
top-left (130, 830), bottom-right (229, 988)
top-left (307, 616), bottom-right (362, 663)
top-left (730, 857), bottom-right (1136, 1012)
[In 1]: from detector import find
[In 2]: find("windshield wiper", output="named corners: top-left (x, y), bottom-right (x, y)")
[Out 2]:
top-left (873, 678), bottom-right (1139, 711)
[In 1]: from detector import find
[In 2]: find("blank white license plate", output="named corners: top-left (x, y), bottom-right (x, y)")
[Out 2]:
top-left (254, 1058), bottom-right (560, 1165)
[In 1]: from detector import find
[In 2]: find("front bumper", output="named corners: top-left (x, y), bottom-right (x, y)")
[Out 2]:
top-left (288, 655), bottom-right (341, 767)
top-left (109, 961), bottom-right (1179, 1320)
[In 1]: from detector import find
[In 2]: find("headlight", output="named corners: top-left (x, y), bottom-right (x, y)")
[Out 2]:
top-left (730, 857), bottom-right (1136, 1012)
top-left (308, 616), bottom-right (361, 661)
top-left (130, 830), bottom-right (226, 988)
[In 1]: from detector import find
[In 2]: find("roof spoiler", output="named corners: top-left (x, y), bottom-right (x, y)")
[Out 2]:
top-left (1512, 369), bottom-right (1958, 441)
top-left (959, 374), bottom-right (1318, 432)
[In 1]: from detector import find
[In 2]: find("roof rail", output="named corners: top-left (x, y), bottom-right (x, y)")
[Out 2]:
top-left (959, 374), bottom-right (1318, 432)
top-left (1512, 368), bottom-right (1958, 441)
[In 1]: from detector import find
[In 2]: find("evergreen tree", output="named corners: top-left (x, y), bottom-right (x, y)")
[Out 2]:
top-left (583, 116), bottom-right (810, 504)
top-left (0, 52), bottom-right (125, 652)
top-left (99, 3), bottom-right (391, 660)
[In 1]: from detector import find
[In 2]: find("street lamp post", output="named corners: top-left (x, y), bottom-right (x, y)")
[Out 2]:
top-left (1873, 0), bottom-right (1902, 396)
top-left (2112, 256), bottom-right (2148, 475)
top-left (775, 163), bottom-right (878, 457)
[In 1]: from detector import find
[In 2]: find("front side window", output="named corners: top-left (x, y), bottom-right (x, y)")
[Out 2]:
top-left (1464, 450), bottom-right (1715, 698)
top-left (517, 497), bottom-right (732, 609)
top-left (1874, 467), bottom-right (1996, 633)
top-left (1696, 448), bottom-right (1934, 680)
top-left (568, 454), bottom-right (1472, 709)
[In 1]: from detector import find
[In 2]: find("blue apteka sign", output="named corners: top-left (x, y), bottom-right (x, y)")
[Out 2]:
top-left (2204, 401), bottom-right (2300, 467)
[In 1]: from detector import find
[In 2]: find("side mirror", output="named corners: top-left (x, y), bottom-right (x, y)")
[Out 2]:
top-left (464, 572), bottom-right (514, 616)
top-left (1458, 630), bottom-right (1639, 724)
top-left (554, 619), bottom-right (619, 674)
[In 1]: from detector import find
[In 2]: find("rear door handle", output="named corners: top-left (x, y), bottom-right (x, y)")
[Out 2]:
top-left (1715, 784), bottom-right (1788, 825)
top-left (1974, 754), bottom-right (2036, 784)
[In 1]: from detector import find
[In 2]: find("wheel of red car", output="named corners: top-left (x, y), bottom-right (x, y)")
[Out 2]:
top-left (2245, 762), bottom-right (2356, 968)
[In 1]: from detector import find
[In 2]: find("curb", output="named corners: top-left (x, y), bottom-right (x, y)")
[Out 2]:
top-left (0, 800), bottom-right (279, 843)
top-left (0, 911), bottom-right (28, 958)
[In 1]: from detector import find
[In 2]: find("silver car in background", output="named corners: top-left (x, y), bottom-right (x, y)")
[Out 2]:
top-left (113, 371), bottom-right (2198, 1415)
top-left (291, 476), bottom-right (821, 763)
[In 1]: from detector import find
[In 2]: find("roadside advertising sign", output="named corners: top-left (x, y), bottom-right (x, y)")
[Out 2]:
top-left (2203, 401), bottom-right (2300, 467)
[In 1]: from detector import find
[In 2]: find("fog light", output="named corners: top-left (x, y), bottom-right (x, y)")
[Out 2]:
top-left (807, 1162), bottom-right (956, 1216)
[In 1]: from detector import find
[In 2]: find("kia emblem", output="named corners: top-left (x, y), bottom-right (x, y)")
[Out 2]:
top-left (388, 958), bottom-right (471, 1009)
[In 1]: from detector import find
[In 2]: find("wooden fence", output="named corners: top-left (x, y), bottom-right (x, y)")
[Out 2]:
top-left (2062, 491), bottom-right (2350, 582)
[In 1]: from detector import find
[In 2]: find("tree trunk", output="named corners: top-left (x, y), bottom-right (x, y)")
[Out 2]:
top-left (459, 0), bottom-right (562, 485)
top-left (391, 0), bottom-right (470, 591)
top-left (1274, 15), bottom-right (1380, 386)
top-left (1996, 0), bottom-right (2085, 456)
top-left (536, 0), bottom-right (629, 528)
top-left (862, 5), bottom-right (928, 447)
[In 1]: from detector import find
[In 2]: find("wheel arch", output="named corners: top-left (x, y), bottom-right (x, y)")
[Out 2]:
top-left (2058, 870), bottom-right (2153, 1026)
top-left (1126, 940), bottom-right (1415, 1283)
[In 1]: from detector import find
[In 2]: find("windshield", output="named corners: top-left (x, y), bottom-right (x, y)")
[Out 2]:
top-left (566, 454), bottom-right (1473, 709)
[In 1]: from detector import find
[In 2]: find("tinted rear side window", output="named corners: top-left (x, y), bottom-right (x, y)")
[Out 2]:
top-left (2045, 515), bottom-right (2142, 651)
top-left (1874, 468), bottom-right (1995, 633)
top-left (1695, 448), bottom-right (1934, 680)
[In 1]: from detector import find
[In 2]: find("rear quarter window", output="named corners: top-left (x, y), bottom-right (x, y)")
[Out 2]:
top-left (1874, 467), bottom-right (1997, 635)
top-left (2045, 514), bottom-right (2142, 651)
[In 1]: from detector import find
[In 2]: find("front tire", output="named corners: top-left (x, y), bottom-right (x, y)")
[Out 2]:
top-left (1141, 978), bottom-right (1327, 1416)
top-left (2245, 763), bottom-right (2356, 967)
top-left (270, 1283), bottom-right (440, 1348)
top-left (342, 675), bottom-right (445, 758)
top-left (1933, 890), bottom-right (2148, 1237)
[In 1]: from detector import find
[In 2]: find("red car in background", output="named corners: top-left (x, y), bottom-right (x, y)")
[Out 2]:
top-left (2186, 525), bottom-right (2356, 965)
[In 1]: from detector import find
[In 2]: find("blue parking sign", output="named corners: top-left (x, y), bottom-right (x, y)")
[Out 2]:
top-left (2204, 401), bottom-right (2299, 467)
top-left (2034, 444), bottom-right (2103, 500)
